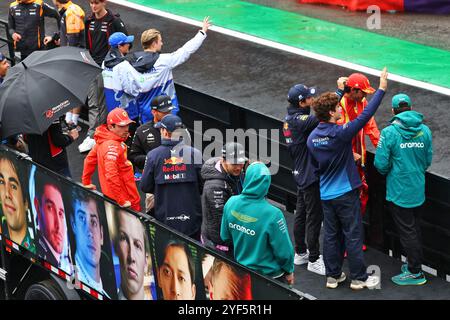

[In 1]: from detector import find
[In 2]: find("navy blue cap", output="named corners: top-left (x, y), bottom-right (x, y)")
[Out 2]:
top-left (154, 114), bottom-right (184, 132)
top-left (287, 84), bottom-right (317, 104)
top-left (0, 52), bottom-right (6, 61)
top-left (109, 32), bottom-right (134, 48)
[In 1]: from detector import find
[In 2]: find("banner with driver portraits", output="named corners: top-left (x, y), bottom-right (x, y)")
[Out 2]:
top-left (0, 147), bottom-right (302, 301)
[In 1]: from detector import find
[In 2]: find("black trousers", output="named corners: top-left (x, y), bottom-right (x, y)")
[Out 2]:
top-left (294, 181), bottom-right (323, 262)
top-left (388, 202), bottom-right (423, 274)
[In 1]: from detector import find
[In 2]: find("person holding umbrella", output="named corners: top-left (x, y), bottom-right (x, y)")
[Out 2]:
top-left (24, 117), bottom-right (79, 177)
top-left (0, 46), bottom-right (101, 143)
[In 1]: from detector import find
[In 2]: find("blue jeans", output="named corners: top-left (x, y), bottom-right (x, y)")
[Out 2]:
top-left (322, 189), bottom-right (368, 281)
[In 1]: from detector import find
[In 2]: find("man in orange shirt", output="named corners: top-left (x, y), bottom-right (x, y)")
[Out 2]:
top-left (82, 108), bottom-right (141, 211)
top-left (336, 73), bottom-right (380, 218)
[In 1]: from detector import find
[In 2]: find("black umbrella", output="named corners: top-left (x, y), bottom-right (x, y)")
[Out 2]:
top-left (0, 46), bottom-right (101, 138)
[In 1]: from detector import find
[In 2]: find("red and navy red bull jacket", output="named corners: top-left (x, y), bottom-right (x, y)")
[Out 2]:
top-left (283, 106), bottom-right (320, 190)
top-left (140, 139), bottom-right (203, 237)
top-left (307, 90), bottom-right (385, 200)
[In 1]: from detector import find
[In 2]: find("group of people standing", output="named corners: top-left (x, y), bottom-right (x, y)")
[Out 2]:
top-left (284, 68), bottom-right (432, 289)
top-left (4, 0), bottom-right (434, 293)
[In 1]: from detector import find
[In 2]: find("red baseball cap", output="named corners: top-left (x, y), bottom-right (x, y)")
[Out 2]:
top-left (347, 73), bottom-right (376, 94)
top-left (107, 108), bottom-right (135, 126)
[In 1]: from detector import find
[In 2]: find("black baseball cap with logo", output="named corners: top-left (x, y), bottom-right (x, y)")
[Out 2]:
top-left (151, 95), bottom-right (174, 113)
top-left (222, 142), bottom-right (248, 164)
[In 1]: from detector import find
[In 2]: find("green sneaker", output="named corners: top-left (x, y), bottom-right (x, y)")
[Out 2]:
top-left (401, 264), bottom-right (408, 273)
top-left (392, 270), bottom-right (427, 286)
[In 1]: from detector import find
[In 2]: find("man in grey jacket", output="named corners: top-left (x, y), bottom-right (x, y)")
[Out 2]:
top-left (201, 142), bottom-right (246, 257)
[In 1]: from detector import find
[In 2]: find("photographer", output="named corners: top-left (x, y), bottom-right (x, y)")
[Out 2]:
top-left (25, 116), bottom-right (79, 178)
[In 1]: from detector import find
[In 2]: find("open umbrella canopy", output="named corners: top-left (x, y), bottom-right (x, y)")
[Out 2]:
top-left (0, 46), bottom-right (101, 139)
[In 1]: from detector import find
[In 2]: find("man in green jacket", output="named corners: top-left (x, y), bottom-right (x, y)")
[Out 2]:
top-left (220, 162), bottom-right (294, 285)
top-left (374, 93), bottom-right (432, 286)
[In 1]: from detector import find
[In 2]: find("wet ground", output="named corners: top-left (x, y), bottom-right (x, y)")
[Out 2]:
top-left (248, 0), bottom-right (450, 51)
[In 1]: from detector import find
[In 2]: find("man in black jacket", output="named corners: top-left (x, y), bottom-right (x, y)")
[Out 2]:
top-left (78, 0), bottom-right (128, 153)
top-left (25, 117), bottom-right (79, 177)
top-left (129, 95), bottom-right (174, 171)
top-left (283, 84), bottom-right (325, 276)
top-left (201, 142), bottom-right (246, 256)
top-left (8, 0), bottom-right (60, 61)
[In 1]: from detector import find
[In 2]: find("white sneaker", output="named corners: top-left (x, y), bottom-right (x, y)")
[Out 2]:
top-left (78, 136), bottom-right (95, 153)
top-left (326, 272), bottom-right (346, 289)
top-left (350, 275), bottom-right (380, 290)
top-left (294, 251), bottom-right (309, 266)
top-left (307, 255), bottom-right (326, 276)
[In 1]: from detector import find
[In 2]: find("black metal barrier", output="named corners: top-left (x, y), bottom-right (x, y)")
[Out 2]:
top-left (0, 146), bottom-right (305, 300)
top-left (175, 83), bottom-right (450, 279)
top-left (0, 19), bottom-right (16, 66)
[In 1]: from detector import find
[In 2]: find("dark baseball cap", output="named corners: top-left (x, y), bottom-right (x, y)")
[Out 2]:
top-left (0, 52), bottom-right (6, 61)
top-left (287, 84), bottom-right (317, 104)
top-left (222, 142), bottom-right (248, 164)
top-left (154, 114), bottom-right (184, 132)
top-left (151, 95), bottom-right (174, 113)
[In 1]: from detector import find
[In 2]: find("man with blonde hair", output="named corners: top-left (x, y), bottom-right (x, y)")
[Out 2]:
top-left (115, 16), bottom-right (212, 124)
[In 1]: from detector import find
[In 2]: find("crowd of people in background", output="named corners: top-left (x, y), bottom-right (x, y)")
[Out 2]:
top-left (1, 0), bottom-right (433, 292)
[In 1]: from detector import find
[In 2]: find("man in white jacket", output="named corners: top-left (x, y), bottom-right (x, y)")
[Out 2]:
top-left (114, 16), bottom-right (212, 124)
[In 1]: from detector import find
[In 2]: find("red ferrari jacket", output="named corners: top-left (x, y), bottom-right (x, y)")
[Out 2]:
top-left (82, 125), bottom-right (140, 211)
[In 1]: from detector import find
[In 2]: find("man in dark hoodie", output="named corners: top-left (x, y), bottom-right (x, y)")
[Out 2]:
top-left (140, 115), bottom-right (203, 240)
top-left (201, 142), bottom-right (246, 256)
top-left (374, 93), bottom-right (432, 286)
top-left (78, 0), bottom-right (128, 153)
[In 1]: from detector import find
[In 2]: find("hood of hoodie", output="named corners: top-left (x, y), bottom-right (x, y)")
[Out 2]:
top-left (390, 110), bottom-right (424, 140)
top-left (94, 124), bottom-right (126, 144)
top-left (241, 162), bottom-right (271, 199)
top-left (104, 47), bottom-right (125, 69)
top-left (201, 157), bottom-right (227, 181)
top-left (126, 51), bottom-right (160, 73)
